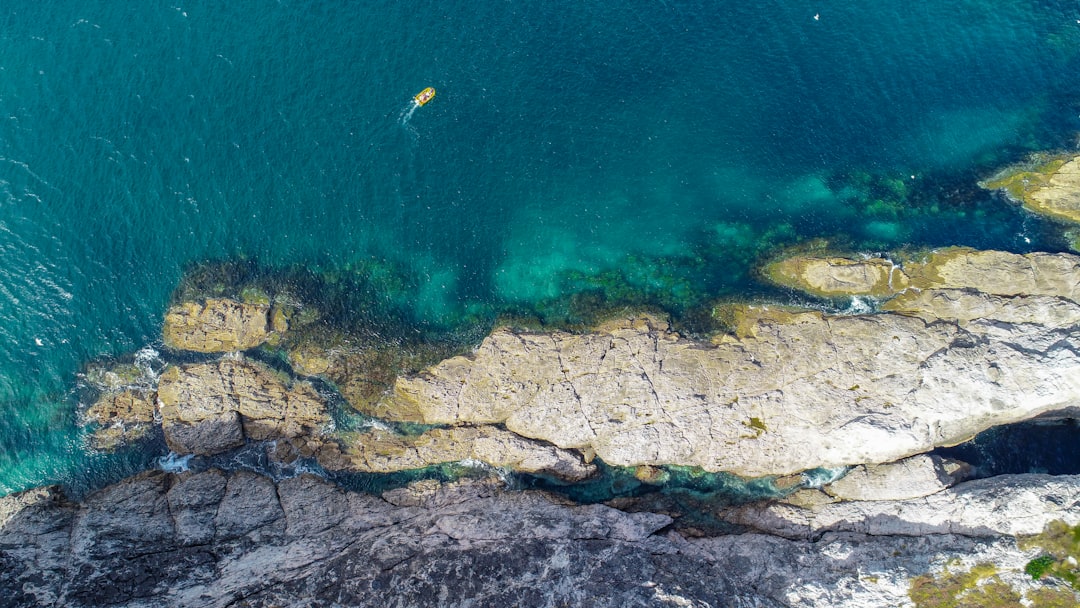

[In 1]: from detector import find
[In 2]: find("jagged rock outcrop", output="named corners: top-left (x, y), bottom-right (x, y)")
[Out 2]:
top-left (2, 469), bottom-right (1076, 607)
top-left (315, 425), bottom-right (596, 482)
top-left (375, 250), bottom-right (1080, 477)
top-left (162, 298), bottom-right (278, 353)
top-left (156, 357), bottom-right (330, 455)
top-left (83, 389), bottom-right (157, 450)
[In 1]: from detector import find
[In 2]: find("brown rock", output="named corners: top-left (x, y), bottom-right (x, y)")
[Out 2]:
top-left (981, 153), bottom-right (1080, 224)
top-left (763, 256), bottom-right (909, 298)
top-left (157, 356), bottom-right (330, 455)
top-left (162, 298), bottom-right (272, 353)
top-left (84, 390), bottom-right (157, 451)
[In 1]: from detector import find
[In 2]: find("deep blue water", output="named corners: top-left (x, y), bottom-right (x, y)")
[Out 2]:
top-left (2, 1), bottom-right (1080, 495)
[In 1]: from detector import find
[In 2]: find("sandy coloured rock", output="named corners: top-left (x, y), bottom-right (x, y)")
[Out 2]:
top-left (725, 473), bottom-right (1080, 541)
top-left (763, 247), bottom-right (1080, 307)
top-left (981, 153), bottom-right (1080, 224)
top-left (764, 255), bottom-right (909, 298)
top-left (821, 454), bottom-right (970, 502)
top-left (377, 250), bottom-right (1080, 477)
top-left (162, 298), bottom-right (274, 353)
top-left (156, 356), bottom-right (330, 455)
top-left (83, 390), bottom-right (157, 450)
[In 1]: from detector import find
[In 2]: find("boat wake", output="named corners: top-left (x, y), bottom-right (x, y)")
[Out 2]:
top-left (398, 101), bottom-right (420, 139)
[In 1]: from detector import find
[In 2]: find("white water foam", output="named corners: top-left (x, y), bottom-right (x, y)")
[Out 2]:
top-left (800, 466), bottom-right (851, 488)
top-left (158, 452), bottom-right (193, 473)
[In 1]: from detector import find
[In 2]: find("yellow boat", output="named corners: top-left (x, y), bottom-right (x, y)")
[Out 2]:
top-left (413, 87), bottom-right (436, 106)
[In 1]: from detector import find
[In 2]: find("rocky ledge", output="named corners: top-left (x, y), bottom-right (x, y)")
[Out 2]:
top-left (376, 248), bottom-right (1080, 477)
top-left (3, 469), bottom-right (1080, 608)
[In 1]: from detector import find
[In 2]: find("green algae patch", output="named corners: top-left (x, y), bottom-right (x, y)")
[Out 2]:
top-left (981, 153), bottom-right (1080, 224)
top-left (903, 520), bottom-right (1080, 608)
top-left (908, 563), bottom-right (1020, 608)
top-left (742, 416), bottom-right (767, 438)
top-left (1019, 520), bottom-right (1080, 590)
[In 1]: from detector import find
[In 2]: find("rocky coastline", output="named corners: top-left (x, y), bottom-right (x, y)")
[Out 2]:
top-left (6, 154), bottom-right (1080, 606)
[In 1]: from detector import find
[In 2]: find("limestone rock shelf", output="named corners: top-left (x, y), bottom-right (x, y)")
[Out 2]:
top-left (381, 249), bottom-right (1080, 477)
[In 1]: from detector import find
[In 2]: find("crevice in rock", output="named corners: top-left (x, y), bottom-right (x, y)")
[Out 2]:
top-left (933, 416), bottom-right (1080, 477)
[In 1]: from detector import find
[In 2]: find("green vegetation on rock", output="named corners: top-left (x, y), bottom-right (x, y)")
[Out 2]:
top-left (980, 154), bottom-right (1071, 204)
top-left (1019, 520), bottom-right (1080, 590)
top-left (908, 563), bottom-right (1020, 608)
top-left (909, 522), bottom-right (1080, 608)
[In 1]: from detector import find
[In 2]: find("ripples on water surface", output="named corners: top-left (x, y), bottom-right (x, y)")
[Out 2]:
top-left (2, 1), bottom-right (1079, 495)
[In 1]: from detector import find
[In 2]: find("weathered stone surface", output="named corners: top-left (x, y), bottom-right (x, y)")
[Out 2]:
top-left (162, 298), bottom-right (272, 353)
top-left (982, 153), bottom-right (1080, 223)
top-left (764, 255), bottom-right (909, 298)
top-left (157, 356), bottom-right (330, 456)
top-left (316, 425), bottom-right (596, 482)
top-left (726, 474), bottom-right (1080, 543)
top-left (167, 469), bottom-right (228, 546)
top-left (905, 248), bottom-right (1080, 300)
top-left (822, 454), bottom-right (970, 502)
top-left (763, 247), bottom-right (1080, 306)
top-left (3, 470), bottom-right (1078, 607)
top-left (162, 410), bottom-right (245, 455)
top-left (379, 251), bottom-right (1080, 476)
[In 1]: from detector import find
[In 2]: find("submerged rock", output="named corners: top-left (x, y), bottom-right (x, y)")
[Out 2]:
top-left (162, 298), bottom-right (275, 353)
top-left (378, 248), bottom-right (1080, 477)
top-left (2, 469), bottom-right (1077, 607)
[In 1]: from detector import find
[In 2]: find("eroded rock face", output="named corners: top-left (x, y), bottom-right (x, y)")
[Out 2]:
top-left (315, 425), bottom-right (596, 482)
top-left (380, 252), bottom-right (1080, 476)
top-left (1, 470), bottom-right (1075, 608)
top-left (162, 298), bottom-right (274, 353)
top-left (156, 357), bottom-right (330, 455)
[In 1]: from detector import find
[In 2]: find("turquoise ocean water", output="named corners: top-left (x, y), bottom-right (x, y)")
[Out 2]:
top-left (2, 1), bottom-right (1080, 496)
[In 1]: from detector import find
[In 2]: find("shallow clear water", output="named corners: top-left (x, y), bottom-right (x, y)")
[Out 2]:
top-left (2, 1), bottom-right (1079, 495)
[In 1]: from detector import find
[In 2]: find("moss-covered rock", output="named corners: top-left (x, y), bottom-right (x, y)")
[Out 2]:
top-left (981, 153), bottom-right (1080, 224)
